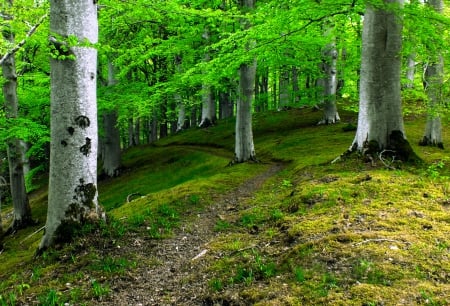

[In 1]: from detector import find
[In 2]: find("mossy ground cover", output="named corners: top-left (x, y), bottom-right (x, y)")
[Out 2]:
top-left (1, 107), bottom-right (450, 305)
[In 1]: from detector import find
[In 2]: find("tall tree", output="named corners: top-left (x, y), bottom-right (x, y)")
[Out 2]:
top-left (419, 0), bottom-right (444, 148)
top-left (39, 0), bottom-right (102, 251)
top-left (101, 61), bottom-right (122, 177)
top-left (234, 0), bottom-right (257, 163)
top-left (318, 23), bottom-right (340, 125)
top-left (351, 0), bottom-right (415, 161)
top-left (2, 0), bottom-right (33, 233)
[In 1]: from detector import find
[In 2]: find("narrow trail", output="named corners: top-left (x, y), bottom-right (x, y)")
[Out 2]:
top-left (99, 163), bottom-right (284, 306)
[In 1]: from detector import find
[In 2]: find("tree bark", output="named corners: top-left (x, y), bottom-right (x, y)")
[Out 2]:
top-left (318, 26), bottom-right (340, 125)
top-left (102, 61), bottom-right (122, 177)
top-left (278, 67), bottom-right (290, 110)
top-left (39, 0), bottom-right (102, 251)
top-left (351, 0), bottom-right (414, 161)
top-left (199, 29), bottom-right (216, 128)
top-left (234, 0), bottom-right (256, 163)
top-left (2, 0), bottom-right (33, 233)
top-left (419, 0), bottom-right (444, 148)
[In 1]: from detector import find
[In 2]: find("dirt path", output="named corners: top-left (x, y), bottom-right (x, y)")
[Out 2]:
top-left (99, 163), bottom-right (284, 306)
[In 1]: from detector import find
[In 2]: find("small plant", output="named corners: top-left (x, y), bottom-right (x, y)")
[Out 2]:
top-left (91, 256), bottom-right (133, 274)
top-left (0, 293), bottom-right (16, 306)
top-left (214, 220), bottom-right (231, 232)
top-left (319, 272), bottom-right (338, 296)
top-left (91, 280), bottom-right (110, 299)
top-left (129, 214), bottom-right (145, 227)
top-left (38, 289), bottom-right (60, 306)
top-left (188, 194), bottom-right (200, 205)
top-left (293, 266), bottom-right (306, 283)
top-left (209, 278), bottom-right (223, 292)
top-left (31, 266), bottom-right (42, 282)
top-left (353, 259), bottom-right (387, 285)
top-left (419, 290), bottom-right (441, 306)
top-left (270, 208), bottom-right (284, 221)
top-left (281, 179), bottom-right (293, 188)
top-left (16, 283), bottom-right (30, 296)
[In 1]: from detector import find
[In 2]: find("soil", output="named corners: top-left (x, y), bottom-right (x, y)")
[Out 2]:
top-left (97, 163), bottom-right (284, 306)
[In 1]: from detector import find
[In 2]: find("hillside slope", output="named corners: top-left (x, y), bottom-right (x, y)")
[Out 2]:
top-left (0, 108), bottom-right (449, 305)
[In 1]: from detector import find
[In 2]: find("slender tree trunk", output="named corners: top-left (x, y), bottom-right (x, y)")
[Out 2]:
top-left (219, 81), bottom-right (234, 119)
top-left (235, 0), bottom-right (256, 163)
top-left (292, 67), bottom-right (300, 104)
top-left (419, 0), bottom-right (444, 148)
top-left (2, 1), bottom-right (32, 233)
top-left (102, 61), bottom-right (122, 177)
top-left (403, 53), bottom-right (416, 89)
top-left (278, 67), bottom-right (290, 110)
top-left (39, 0), bottom-right (102, 251)
top-left (199, 29), bottom-right (216, 128)
top-left (150, 111), bottom-right (158, 143)
top-left (351, 0), bottom-right (414, 161)
top-left (176, 93), bottom-right (186, 132)
top-left (318, 26), bottom-right (340, 125)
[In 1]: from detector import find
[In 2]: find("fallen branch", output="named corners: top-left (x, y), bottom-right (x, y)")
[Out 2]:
top-left (126, 192), bottom-right (142, 202)
top-left (352, 238), bottom-right (411, 247)
top-left (20, 226), bottom-right (45, 245)
top-left (379, 149), bottom-right (396, 170)
top-left (0, 13), bottom-right (48, 66)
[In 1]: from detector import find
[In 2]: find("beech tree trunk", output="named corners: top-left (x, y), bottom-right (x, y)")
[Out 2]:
top-left (419, 0), bottom-right (444, 148)
top-left (278, 67), bottom-right (290, 110)
top-left (318, 26), bottom-right (340, 125)
top-left (403, 53), bottom-right (416, 89)
top-left (199, 29), bottom-right (216, 128)
top-left (352, 0), bottom-right (414, 160)
top-left (102, 61), bottom-right (122, 177)
top-left (235, 0), bottom-right (256, 163)
top-left (2, 0), bottom-right (33, 233)
top-left (39, 0), bottom-right (101, 251)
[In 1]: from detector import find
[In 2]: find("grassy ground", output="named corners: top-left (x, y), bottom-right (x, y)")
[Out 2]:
top-left (0, 107), bottom-right (449, 305)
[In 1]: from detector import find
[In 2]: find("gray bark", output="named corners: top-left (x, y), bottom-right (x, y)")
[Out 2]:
top-left (235, 0), bottom-right (256, 163)
top-left (318, 28), bottom-right (340, 125)
top-left (102, 61), bottom-right (122, 177)
top-left (278, 67), bottom-right (290, 110)
top-left (419, 0), bottom-right (444, 148)
top-left (2, 1), bottom-right (32, 232)
top-left (403, 53), bottom-right (416, 89)
top-left (176, 93), bottom-right (186, 132)
top-left (199, 29), bottom-right (216, 128)
top-left (39, 0), bottom-right (101, 251)
top-left (352, 0), bottom-right (413, 160)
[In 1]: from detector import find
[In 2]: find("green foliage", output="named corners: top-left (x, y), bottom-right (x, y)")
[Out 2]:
top-left (91, 280), bottom-right (110, 299)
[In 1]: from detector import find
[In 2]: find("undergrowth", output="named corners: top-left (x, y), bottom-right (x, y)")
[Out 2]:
top-left (1, 108), bottom-right (449, 305)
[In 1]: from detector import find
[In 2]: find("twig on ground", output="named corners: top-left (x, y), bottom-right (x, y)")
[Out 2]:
top-left (353, 238), bottom-right (411, 247)
top-left (20, 226), bottom-right (45, 245)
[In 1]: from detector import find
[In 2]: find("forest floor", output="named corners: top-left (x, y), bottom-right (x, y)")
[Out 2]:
top-left (1, 108), bottom-right (450, 305)
top-left (97, 163), bottom-right (284, 306)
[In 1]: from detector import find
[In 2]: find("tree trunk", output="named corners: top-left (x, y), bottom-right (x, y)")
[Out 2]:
top-left (176, 93), bottom-right (186, 132)
top-left (318, 26), bottom-right (340, 125)
top-left (102, 112), bottom-right (122, 177)
top-left (39, 0), bottom-right (102, 251)
top-left (199, 84), bottom-right (216, 127)
top-left (419, 0), bottom-right (444, 148)
top-left (235, 0), bottom-right (256, 163)
top-left (219, 82), bottom-right (234, 119)
top-left (351, 0), bottom-right (414, 161)
top-left (150, 111), bottom-right (158, 143)
top-left (199, 29), bottom-right (216, 128)
top-left (2, 1), bottom-right (32, 233)
top-left (403, 53), bottom-right (416, 89)
top-left (278, 67), bottom-right (290, 110)
top-left (102, 61), bottom-right (122, 177)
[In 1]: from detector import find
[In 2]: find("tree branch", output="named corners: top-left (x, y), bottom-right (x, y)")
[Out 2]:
top-left (0, 13), bottom-right (48, 66)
